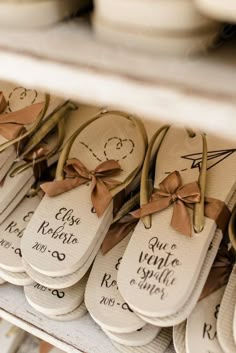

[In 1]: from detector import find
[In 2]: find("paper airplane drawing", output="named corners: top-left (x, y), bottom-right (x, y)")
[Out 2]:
top-left (181, 149), bottom-right (236, 171)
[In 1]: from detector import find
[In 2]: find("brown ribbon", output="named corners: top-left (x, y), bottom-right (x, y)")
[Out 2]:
top-left (41, 158), bottom-right (121, 217)
top-left (0, 92), bottom-right (44, 141)
top-left (200, 241), bottom-right (235, 300)
top-left (40, 342), bottom-right (53, 353)
top-left (132, 171), bottom-right (201, 236)
top-left (102, 214), bottom-right (138, 254)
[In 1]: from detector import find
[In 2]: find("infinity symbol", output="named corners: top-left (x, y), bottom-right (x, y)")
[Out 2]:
top-left (51, 251), bottom-right (65, 262)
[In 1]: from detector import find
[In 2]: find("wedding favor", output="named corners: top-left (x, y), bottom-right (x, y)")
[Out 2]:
top-left (21, 110), bottom-right (147, 279)
top-left (118, 127), bottom-right (236, 321)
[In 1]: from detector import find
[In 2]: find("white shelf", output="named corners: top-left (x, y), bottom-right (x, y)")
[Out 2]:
top-left (0, 283), bottom-right (118, 353)
top-left (0, 18), bottom-right (235, 139)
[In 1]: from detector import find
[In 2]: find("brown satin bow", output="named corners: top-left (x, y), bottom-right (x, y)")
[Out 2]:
top-left (102, 214), bottom-right (138, 254)
top-left (132, 171), bottom-right (201, 236)
top-left (0, 92), bottom-right (44, 141)
top-left (200, 241), bottom-right (235, 300)
top-left (40, 342), bottom-right (53, 353)
top-left (41, 158), bottom-right (122, 217)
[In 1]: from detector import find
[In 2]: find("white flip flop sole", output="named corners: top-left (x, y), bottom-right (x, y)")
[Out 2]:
top-left (111, 327), bottom-right (172, 353)
top-left (94, 15), bottom-right (220, 55)
top-left (95, 0), bottom-right (217, 32)
top-left (217, 265), bottom-right (236, 353)
top-left (45, 302), bottom-right (87, 321)
top-left (0, 269), bottom-right (34, 286)
top-left (134, 228), bottom-right (223, 326)
top-left (173, 321), bottom-right (187, 353)
top-left (0, 0), bottom-right (91, 28)
top-left (102, 325), bottom-right (160, 347)
top-left (195, 0), bottom-right (236, 23)
top-left (22, 219), bottom-right (111, 289)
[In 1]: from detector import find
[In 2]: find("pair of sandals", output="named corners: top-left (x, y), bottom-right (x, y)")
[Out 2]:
top-left (93, 0), bottom-right (221, 55)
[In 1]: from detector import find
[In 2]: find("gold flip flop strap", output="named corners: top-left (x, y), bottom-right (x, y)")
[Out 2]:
top-left (55, 109), bottom-right (148, 197)
top-left (140, 125), bottom-right (170, 228)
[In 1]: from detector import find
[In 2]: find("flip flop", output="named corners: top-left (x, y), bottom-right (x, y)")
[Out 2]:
top-left (0, 269), bottom-right (34, 286)
top-left (45, 302), bottom-right (87, 321)
top-left (173, 321), bottom-right (187, 353)
top-left (110, 327), bottom-right (172, 353)
top-left (118, 126), bottom-right (235, 319)
top-left (85, 234), bottom-right (147, 333)
top-left (217, 266), bottom-right (236, 353)
top-left (0, 194), bottom-right (41, 273)
top-left (102, 325), bottom-right (160, 347)
top-left (93, 15), bottom-right (220, 55)
top-left (95, 0), bottom-right (217, 31)
top-left (195, 0), bottom-right (236, 23)
top-left (135, 227), bottom-right (223, 326)
top-left (186, 287), bottom-right (225, 353)
top-left (133, 192), bottom-right (236, 326)
top-left (0, 83), bottom-right (51, 182)
top-left (24, 274), bottom-right (87, 316)
top-left (0, 0), bottom-right (91, 28)
top-left (21, 110), bottom-right (147, 277)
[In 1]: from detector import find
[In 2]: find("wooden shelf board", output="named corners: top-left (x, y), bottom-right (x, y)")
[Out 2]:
top-left (0, 19), bottom-right (235, 139)
top-left (0, 283), bottom-right (118, 353)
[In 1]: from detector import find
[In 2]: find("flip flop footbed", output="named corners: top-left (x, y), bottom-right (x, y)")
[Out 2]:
top-left (0, 195), bottom-right (41, 272)
top-left (111, 327), bottom-right (172, 353)
top-left (186, 287), bottom-right (225, 353)
top-left (24, 275), bottom-right (87, 316)
top-left (85, 234), bottom-right (146, 333)
top-left (118, 127), bottom-right (236, 318)
top-left (45, 302), bottom-right (87, 321)
top-left (173, 321), bottom-right (187, 353)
